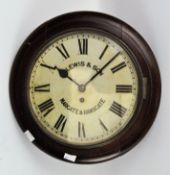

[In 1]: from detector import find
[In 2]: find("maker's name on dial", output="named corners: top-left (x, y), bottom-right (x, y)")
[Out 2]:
top-left (60, 98), bottom-right (106, 115)
top-left (66, 61), bottom-right (100, 73)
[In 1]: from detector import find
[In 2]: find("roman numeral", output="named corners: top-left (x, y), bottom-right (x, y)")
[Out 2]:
top-left (38, 99), bottom-right (54, 117)
top-left (78, 39), bottom-right (88, 55)
top-left (111, 62), bottom-right (126, 73)
top-left (54, 114), bottom-right (67, 132)
top-left (99, 119), bottom-right (108, 131)
top-left (116, 85), bottom-right (132, 93)
top-left (109, 101), bottom-right (127, 117)
top-left (34, 84), bottom-right (50, 92)
top-left (78, 122), bottom-right (86, 138)
top-left (99, 45), bottom-right (109, 59)
top-left (56, 43), bottom-right (70, 59)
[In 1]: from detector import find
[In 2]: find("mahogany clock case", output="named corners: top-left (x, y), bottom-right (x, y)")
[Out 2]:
top-left (9, 12), bottom-right (161, 163)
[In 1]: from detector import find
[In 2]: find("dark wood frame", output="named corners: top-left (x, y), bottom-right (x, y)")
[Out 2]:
top-left (9, 11), bottom-right (161, 164)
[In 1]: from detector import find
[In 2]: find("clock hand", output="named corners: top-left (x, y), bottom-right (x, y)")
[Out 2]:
top-left (56, 67), bottom-right (81, 87)
top-left (84, 51), bottom-right (121, 86)
top-left (40, 63), bottom-right (80, 87)
top-left (40, 63), bottom-right (57, 70)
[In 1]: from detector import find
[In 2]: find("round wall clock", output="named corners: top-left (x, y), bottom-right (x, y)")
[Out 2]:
top-left (10, 12), bottom-right (161, 163)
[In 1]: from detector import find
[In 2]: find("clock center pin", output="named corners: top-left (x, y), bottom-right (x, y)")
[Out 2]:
top-left (79, 84), bottom-right (86, 92)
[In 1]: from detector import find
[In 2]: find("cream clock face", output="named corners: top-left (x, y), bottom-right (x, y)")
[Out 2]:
top-left (29, 31), bottom-right (138, 146)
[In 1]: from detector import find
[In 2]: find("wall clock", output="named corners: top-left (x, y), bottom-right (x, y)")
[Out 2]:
top-left (10, 12), bottom-right (161, 163)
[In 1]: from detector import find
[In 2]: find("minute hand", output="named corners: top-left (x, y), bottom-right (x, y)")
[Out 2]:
top-left (84, 52), bottom-right (121, 86)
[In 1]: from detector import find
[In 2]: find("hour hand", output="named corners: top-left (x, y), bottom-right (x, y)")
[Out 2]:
top-left (40, 63), bottom-right (57, 70)
top-left (56, 68), bottom-right (68, 79)
top-left (56, 68), bottom-right (80, 87)
top-left (40, 63), bottom-right (67, 78)
top-left (40, 63), bottom-right (80, 86)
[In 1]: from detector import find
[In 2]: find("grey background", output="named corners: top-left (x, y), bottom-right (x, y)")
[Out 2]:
top-left (0, 0), bottom-right (169, 174)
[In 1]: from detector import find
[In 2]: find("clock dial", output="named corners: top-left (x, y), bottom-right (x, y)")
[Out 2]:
top-left (29, 32), bottom-right (138, 146)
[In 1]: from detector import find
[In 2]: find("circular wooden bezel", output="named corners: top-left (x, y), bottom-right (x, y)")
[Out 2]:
top-left (9, 11), bottom-right (161, 164)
